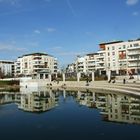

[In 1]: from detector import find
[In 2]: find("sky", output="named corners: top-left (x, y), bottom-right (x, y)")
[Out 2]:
top-left (0, 0), bottom-right (140, 67)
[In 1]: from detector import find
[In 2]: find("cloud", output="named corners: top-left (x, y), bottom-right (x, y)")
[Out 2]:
top-left (27, 41), bottom-right (39, 47)
top-left (34, 30), bottom-right (41, 34)
top-left (0, 43), bottom-right (28, 52)
top-left (47, 28), bottom-right (56, 33)
top-left (132, 11), bottom-right (139, 16)
top-left (57, 51), bottom-right (87, 56)
top-left (51, 46), bottom-right (62, 50)
top-left (66, 0), bottom-right (76, 16)
top-left (126, 0), bottom-right (139, 5)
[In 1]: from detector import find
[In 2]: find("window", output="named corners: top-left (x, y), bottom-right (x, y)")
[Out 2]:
top-left (112, 52), bottom-right (115, 55)
top-left (25, 62), bottom-right (28, 68)
top-left (112, 46), bottom-right (115, 50)
top-left (119, 51), bottom-right (126, 59)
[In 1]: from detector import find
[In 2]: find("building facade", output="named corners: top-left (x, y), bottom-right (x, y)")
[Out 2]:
top-left (100, 39), bottom-right (140, 75)
top-left (0, 60), bottom-right (14, 78)
top-left (14, 53), bottom-right (58, 77)
top-left (69, 38), bottom-right (140, 77)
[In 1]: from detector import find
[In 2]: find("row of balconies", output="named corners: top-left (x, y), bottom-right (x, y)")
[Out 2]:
top-left (127, 46), bottom-right (140, 50)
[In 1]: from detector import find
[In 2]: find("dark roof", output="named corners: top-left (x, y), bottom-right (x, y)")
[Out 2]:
top-left (99, 41), bottom-right (123, 45)
top-left (86, 52), bottom-right (98, 56)
top-left (18, 52), bottom-right (53, 58)
top-left (0, 60), bottom-right (14, 64)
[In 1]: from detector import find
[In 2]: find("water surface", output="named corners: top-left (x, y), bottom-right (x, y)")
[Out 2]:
top-left (0, 89), bottom-right (140, 140)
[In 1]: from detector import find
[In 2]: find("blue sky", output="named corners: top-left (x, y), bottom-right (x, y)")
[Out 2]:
top-left (0, 0), bottom-right (140, 67)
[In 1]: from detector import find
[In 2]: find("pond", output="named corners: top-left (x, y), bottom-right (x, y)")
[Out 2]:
top-left (0, 88), bottom-right (140, 140)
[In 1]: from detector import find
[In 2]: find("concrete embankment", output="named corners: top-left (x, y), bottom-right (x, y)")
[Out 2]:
top-left (48, 81), bottom-right (140, 96)
top-left (20, 79), bottom-right (140, 96)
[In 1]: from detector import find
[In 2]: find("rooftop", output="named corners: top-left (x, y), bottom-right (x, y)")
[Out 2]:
top-left (18, 52), bottom-right (53, 58)
top-left (86, 52), bottom-right (98, 56)
top-left (0, 60), bottom-right (14, 63)
top-left (99, 41), bottom-right (123, 45)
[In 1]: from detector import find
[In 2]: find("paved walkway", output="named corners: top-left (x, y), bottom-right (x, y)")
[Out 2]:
top-left (49, 80), bottom-right (140, 96)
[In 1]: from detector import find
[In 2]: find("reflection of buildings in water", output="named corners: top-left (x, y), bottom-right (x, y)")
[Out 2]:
top-left (0, 93), bottom-right (15, 105)
top-left (98, 93), bottom-right (140, 124)
top-left (75, 91), bottom-right (95, 108)
top-left (76, 91), bottom-right (140, 124)
top-left (15, 90), bottom-right (59, 112)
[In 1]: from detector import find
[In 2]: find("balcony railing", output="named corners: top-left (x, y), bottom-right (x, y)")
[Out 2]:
top-left (127, 46), bottom-right (140, 50)
top-left (128, 58), bottom-right (140, 61)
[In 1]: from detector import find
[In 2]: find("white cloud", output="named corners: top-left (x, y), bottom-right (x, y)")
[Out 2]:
top-left (126, 0), bottom-right (139, 5)
top-left (47, 28), bottom-right (56, 33)
top-left (27, 41), bottom-right (39, 47)
top-left (132, 11), bottom-right (139, 16)
top-left (34, 30), bottom-right (41, 34)
top-left (51, 46), bottom-right (62, 50)
top-left (0, 43), bottom-right (27, 52)
top-left (66, 0), bottom-right (76, 16)
top-left (57, 51), bottom-right (87, 56)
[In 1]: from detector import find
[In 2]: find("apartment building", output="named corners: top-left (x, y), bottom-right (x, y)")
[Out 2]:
top-left (69, 52), bottom-right (105, 74)
top-left (100, 39), bottom-right (140, 75)
top-left (66, 63), bottom-right (76, 73)
top-left (75, 56), bottom-right (87, 73)
top-left (14, 53), bottom-right (58, 77)
top-left (86, 53), bottom-right (98, 73)
top-left (70, 38), bottom-right (140, 77)
top-left (0, 60), bottom-right (14, 78)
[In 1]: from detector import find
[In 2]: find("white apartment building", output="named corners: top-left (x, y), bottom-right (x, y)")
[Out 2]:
top-left (72, 38), bottom-right (140, 77)
top-left (86, 53), bottom-right (98, 72)
top-left (75, 56), bottom-right (87, 73)
top-left (66, 63), bottom-right (76, 73)
top-left (100, 39), bottom-right (140, 75)
top-left (0, 60), bottom-right (14, 77)
top-left (14, 53), bottom-right (58, 77)
top-left (72, 52), bottom-right (106, 74)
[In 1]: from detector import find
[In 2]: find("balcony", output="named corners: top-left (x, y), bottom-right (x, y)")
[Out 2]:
top-left (33, 63), bottom-right (44, 66)
top-left (96, 65), bottom-right (105, 69)
top-left (127, 46), bottom-right (140, 50)
top-left (78, 64), bottom-right (84, 67)
top-left (96, 55), bottom-right (104, 59)
top-left (87, 63), bottom-right (96, 66)
top-left (128, 51), bottom-right (140, 56)
top-left (128, 64), bottom-right (138, 67)
top-left (87, 59), bottom-right (96, 62)
top-left (78, 67), bottom-right (84, 70)
top-left (128, 57), bottom-right (140, 61)
top-left (96, 61), bottom-right (104, 64)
